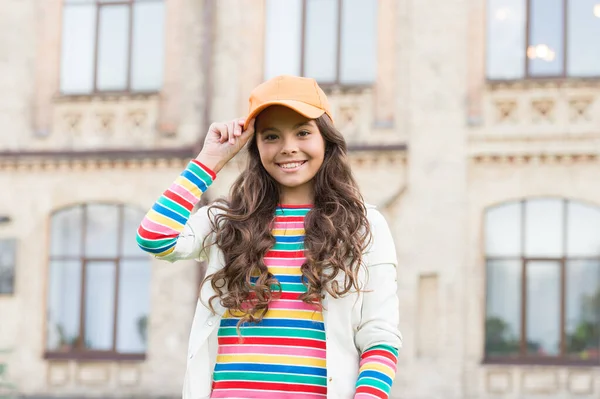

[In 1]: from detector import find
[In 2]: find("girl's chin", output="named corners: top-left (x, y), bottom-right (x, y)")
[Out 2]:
top-left (274, 178), bottom-right (313, 190)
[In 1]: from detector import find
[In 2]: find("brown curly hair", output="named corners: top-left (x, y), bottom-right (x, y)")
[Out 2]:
top-left (204, 114), bottom-right (371, 327)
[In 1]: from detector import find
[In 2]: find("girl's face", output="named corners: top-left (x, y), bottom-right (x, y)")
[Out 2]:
top-left (255, 106), bottom-right (326, 204)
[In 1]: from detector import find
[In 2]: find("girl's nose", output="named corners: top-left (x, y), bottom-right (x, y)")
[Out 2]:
top-left (280, 138), bottom-right (299, 155)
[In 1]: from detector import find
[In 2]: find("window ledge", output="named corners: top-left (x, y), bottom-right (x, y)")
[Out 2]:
top-left (486, 77), bottom-right (600, 91)
top-left (319, 83), bottom-right (374, 94)
top-left (44, 351), bottom-right (146, 362)
top-left (53, 91), bottom-right (160, 103)
top-left (483, 357), bottom-right (600, 367)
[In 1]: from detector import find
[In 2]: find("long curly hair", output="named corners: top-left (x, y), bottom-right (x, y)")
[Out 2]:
top-left (204, 114), bottom-right (371, 327)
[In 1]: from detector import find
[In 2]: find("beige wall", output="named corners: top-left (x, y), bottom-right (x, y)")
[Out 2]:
top-left (1, 0), bottom-right (599, 398)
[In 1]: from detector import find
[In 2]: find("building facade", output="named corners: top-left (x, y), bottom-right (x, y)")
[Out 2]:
top-left (0, 0), bottom-right (599, 398)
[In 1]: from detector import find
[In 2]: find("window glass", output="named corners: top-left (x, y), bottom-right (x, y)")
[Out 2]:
top-left (567, 201), bottom-right (600, 257)
top-left (122, 206), bottom-right (146, 257)
top-left (304, 0), bottom-right (338, 83)
top-left (485, 201), bottom-right (522, 257)
top-left (264, 0), bottom-right (303, 79)
top-left (566, 260), bottom-right (600, 360)
top-left (486, 260), bottom-right (522, 357)
top-left (525, 199), bottom-right (564, 257)
top-left (47, 260), bottom-right (82, 351)
top-left (84, 261), bottom-right (116, 350)
top-left (131, 1), bottom-right (165, 91)
top-left (340, 0), bottom-right (378, 83)
top-left (85, 204), bottom-right (120, 258)
top-left (567, 0), bottom-right (600, 77)
top-left (486, 0), bottom-right (526, 79)
top-left (60, 4), bottom-right (96, 93)
top-left (117, 260), bottom-right (151, 353)
top-left (0, 239), bottom-right (16, 295)
top-left (527, 0), bottom-right (564, 76)
top-left (526, 261), bottom-right (561, 356)
top-left (50, 207), bottom-right (83, 257)
top-left (96, 5), bottom-right (130, 91)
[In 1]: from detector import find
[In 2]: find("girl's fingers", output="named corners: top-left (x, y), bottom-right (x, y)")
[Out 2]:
top-left (219, 124), bottom-right (229, 143)
top-left (234, 118), bottom-right (244, 137)
top-left (227, 121), bottom-right (235, 144)
top-left (209, 123), bottom-right (227, 143)
top-left (207, 118), bottom-right (252, 147)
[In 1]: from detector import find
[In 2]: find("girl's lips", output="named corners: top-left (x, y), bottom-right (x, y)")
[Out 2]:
top-left (276, 160), bottom-right (307, 172)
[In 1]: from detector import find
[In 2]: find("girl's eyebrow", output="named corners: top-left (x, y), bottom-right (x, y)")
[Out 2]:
top-left (260, 122), bottom-right (312, 133)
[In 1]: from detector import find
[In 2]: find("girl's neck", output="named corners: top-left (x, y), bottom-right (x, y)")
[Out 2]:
top-left (278, 184), bottom-right (315, 206)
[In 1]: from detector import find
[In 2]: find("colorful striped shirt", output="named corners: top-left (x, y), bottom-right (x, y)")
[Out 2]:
top-left (355, 344), bottom-right (398, 399)
top-left (136, 159), bottom-right (215, 257)
top-left (211, 205), bottom-right (327, 399)
top-left (136, 160), bottom-right (399, 399)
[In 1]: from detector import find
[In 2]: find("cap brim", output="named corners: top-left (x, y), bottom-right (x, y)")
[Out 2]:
top-left (244, 100), bottom-right (325, 130)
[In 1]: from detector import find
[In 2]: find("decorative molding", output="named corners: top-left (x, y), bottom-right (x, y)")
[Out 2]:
top-left (476, 84), bottom-right (600, 143)
top-left (485, 369), bottom-right (513, 395)
top-left (531, 98), bottom-right (555, 123)
top-left (47, 361), bottom-right (71, 387)
top-left (118, 363), bottom-right (141, 387)
top-left (349, 151), bottom-right (407, 168)
top-left (0, 146), bottom-right (407, 172)
top-left (486, 78), bottom-right (600, 91)
top-left (470, 132), bottom-right (600, 143)
top-left (0, 156), bottom-right (189, 172)
top-left (471, 153), bottom-right (598, 165)
top-left (327, 89), bottom-right (376, 140)
top-left (494, 100), bottom-right (517, 124)
top-left (521, 369), bottom-right (559, 395)
top-left (49, 94), bottom-right (162, 150)
top-left (567, 370), bottom-right (594, 395)
top-left (75, 362), bottom-right (111, 386)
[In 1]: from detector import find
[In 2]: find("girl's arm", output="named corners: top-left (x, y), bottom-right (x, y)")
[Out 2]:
top-left (136, 117), bottom-right (256, 262)
top-left (354, 208), bottom-right (402, 399)
top-left (136, 159), bottom-right (216, 262)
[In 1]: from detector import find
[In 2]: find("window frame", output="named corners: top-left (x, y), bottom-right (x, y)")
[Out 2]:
top-left (60, 0), bottom-right (164, 96)
top-left (0, 238), bottom-right (17, 296)
top-left (44, 203), bottom-right (150, 361)
top-left (483, 198), bottom-right (600, 366)
top-left (266, 0), bottom-right (377, 88)
top-left (487, 0), bottom-right (600, 81)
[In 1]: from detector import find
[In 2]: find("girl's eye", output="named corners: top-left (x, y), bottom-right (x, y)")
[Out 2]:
top-left (298, 130), bottom-right (311, 137)
top-left (264, 134), bottom-right (278, 141)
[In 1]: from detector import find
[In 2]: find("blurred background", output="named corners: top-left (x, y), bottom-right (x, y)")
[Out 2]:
top-left (1, 0), bottom-right (600, 398)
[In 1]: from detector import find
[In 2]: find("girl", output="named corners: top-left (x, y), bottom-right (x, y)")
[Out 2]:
top-left (137, 75), bottom-right (402, 399)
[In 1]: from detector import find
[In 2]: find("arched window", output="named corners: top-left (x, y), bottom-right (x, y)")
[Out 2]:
top-left (485, 198), bottom-right (600, 365)
top-left (46, 204), bottom-right (150, 360)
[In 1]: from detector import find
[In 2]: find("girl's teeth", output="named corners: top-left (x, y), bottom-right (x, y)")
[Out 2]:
top-left (281, 162), bottom-right (302, 169)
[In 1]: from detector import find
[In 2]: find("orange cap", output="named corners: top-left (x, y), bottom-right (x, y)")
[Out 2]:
top-left (244, 75), bottom-right (333, 130)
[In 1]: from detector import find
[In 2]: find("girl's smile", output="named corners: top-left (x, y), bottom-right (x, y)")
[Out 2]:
top-left (276, 160), bottom-right (307, 171)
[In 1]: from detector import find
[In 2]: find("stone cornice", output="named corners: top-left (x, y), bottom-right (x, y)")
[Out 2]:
top-left (0, 144), bottom-right (408, 171)
top-left (471, 152), bottom-right (598, 165)
top-left (486, 78), bottom-right (600, 91)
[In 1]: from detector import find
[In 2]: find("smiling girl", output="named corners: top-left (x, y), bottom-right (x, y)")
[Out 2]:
top-left (137, 75), bottom-right (402, 399)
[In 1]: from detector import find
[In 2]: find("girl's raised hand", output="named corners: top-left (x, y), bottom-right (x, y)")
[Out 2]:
top-left (195, 117), bottom-right (255, 173)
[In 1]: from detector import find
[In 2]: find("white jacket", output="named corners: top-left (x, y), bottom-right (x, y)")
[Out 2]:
top-left (161, 204), bottom-right (402, 399)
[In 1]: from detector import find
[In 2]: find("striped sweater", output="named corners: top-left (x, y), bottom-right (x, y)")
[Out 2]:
top-left (136, 159), bottom-right (398, 399)
top-left (212, 205), bottom-right (327, 398)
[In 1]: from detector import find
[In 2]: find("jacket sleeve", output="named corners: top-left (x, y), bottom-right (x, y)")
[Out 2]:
top-left (354, 207), bottom-right (402, 399)
top-left (136, 159), bottom-right (217, 262)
